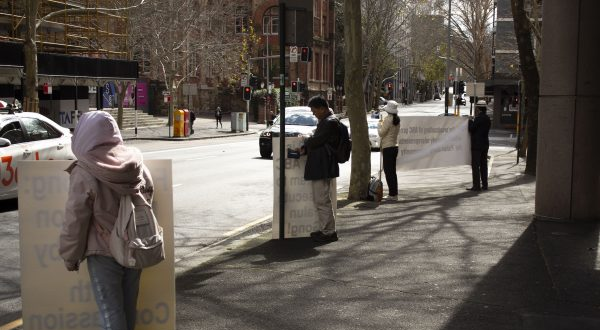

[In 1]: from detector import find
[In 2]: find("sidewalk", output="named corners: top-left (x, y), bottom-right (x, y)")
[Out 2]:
top-left (174, 147), bottom-right (600, 329)
top-left (119, 115), bottom-right (268, 141)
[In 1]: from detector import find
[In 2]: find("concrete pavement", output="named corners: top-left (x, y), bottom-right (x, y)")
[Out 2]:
top-left (118, 104), bottom-right (599, 329)
top-left (172, 145), bottom-right (599, 329)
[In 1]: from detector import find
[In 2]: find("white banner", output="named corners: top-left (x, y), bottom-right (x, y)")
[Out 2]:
top-left (397, 116), bottom-right (471, 170)
top-left (18, 160), bottom-right (175, 330)
top-left (272, 137), bottom-right (336, 239)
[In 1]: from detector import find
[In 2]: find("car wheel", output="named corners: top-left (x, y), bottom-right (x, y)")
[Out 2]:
top-left (260, 147), bottom-right (272, 158)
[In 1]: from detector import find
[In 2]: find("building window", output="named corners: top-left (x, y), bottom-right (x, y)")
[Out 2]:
top-left (235, 7), bottom-right (249, 34)
top-left (263, 7), bottom-right (279, 35)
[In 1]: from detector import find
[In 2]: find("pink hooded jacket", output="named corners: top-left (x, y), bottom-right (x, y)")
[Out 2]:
top-left (59, 111), bottom-right (153, 271)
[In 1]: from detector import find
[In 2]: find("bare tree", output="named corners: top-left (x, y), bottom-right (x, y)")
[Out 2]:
top-left (22, 0), bottom-right (145, 114)
top-left (129, 0), bottom-right (247, 118)
top-left (511, 0), bottom-right (540, 175)
top-left (361, 0), bottom-right (415, 110)
top-left (344, 0), bottom-right (371, 200)
top-left (448, 0), bottom-right (494, 80)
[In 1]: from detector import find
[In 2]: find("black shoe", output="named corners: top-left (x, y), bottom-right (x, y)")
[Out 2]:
top-left (312, 231), bottom-right (338, 243)
top-left (482, 186), bottom-right (488, 190)
top-left (310, 231), bottom-right (322, 238)
top-left (466, 187), bottom-right (481, 191)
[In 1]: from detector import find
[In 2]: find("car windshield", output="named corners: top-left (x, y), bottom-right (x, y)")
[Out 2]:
top-left (273, 112), bottom-right (317, 126)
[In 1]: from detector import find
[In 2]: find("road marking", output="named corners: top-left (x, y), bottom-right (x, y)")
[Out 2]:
top-left (0, 319), bottom-right (22, 330)
top-left (143, 140), bottom-right (252, 155)
top-left (185, 156), bottom-right (217, 161)
top-left (173, 184), bottom-right (183, 188)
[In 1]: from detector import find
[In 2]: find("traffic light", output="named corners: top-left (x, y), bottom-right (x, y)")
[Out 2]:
top-left (249, 75), bottom-right (258, 88)
top-left (299, 82), bottom-right (306, 92)
top-left (291, 81), bottom-right (298, 92)
top-left (458, 81), bottom-right (465, 94)
top-left (300, 47), bottom-right (312, 62)
top-left (243, 86), bottom-right (252, 101)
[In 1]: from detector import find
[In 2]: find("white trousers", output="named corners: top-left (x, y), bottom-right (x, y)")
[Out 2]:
top-left (311, 179), bottom-right (336, 235)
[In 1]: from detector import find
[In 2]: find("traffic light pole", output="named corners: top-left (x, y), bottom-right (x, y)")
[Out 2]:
top-left (445, 0), bottom-right (451, 116)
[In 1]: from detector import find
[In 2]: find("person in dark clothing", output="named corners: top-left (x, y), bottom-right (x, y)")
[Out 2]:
top-left (467, 100), bottom-right (492, 191)
top-left (215, 107), bottom-right (223, 128)
top-left (189, 110), bottom-right (196, 134)
top-left (300, 95), bottom-right (340, 243)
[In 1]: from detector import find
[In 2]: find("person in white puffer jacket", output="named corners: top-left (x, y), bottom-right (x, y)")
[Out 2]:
top-left (378, 101), bottom-right (401, 200)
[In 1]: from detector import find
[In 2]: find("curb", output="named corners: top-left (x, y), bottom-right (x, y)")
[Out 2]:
top-left (122, 131), bottom-right (257, 141)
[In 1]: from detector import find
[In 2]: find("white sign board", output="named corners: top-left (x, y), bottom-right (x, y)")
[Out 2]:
top-left (290, 46), bottom-right (298, 63)
top-left (241, 74), bottom-right (248, 87)
top-left (272, 137), bottom-right (336, 238)
top-left (182, 83), bottom-right (197, 96)
top-left (18, 160), bottom-right (176, 330)
top-left (466, 82), bottom-right (485, 97)
top-left (397, 116), bottom-right (471, 170)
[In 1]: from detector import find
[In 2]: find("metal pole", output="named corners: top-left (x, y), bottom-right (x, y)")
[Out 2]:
top-left (134, 83), bottom-right (138, 137)
top-left (278, 3), bottom-right (286, 240)
top-left (445, 0), bottom-right (451, 115)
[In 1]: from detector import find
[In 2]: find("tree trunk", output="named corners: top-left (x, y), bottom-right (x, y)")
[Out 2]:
top-left (24, 0), bottom-right (40, 113)
top-left (115, 81), bottom-right (130, 129)
top-left (344, 0), bottom-right (370, 200)
top-left (511, 0), bottom-right (539, 175)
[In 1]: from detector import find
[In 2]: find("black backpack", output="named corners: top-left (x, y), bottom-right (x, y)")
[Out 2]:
top-left (334, 119), bottom-right (352, 163)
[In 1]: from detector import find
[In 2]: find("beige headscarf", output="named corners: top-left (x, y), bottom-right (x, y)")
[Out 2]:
top-left (71, 111), bottom-right (144, 195)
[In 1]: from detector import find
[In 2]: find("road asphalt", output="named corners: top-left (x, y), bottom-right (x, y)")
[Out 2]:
top-left (127, 108), bottom-right (599, 329)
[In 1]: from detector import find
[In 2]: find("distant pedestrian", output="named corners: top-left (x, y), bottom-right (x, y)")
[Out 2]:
top-left (378, 100), bottom-right (401, 200)
top-left (189, 110), bottom-right (196, 134)
top-left (467, 100), bottom-right (491, 191)
top-left (59, 111), bottom-right (154, 330)
top-left (299, 95), bottom-right (339, 243)
top-left (215, 106), bottom-right (223, 128)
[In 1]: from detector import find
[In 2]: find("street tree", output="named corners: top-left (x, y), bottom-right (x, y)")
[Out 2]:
top-left (447, 0), bottom-right (495, 81)
top-left (510, 0), bottom-right (541, 175)
top-left (129, 0), bottom-right (247, 121)
top-left (22, 0), bottom-right (144, 114)
top-left (361, 0), bottom-right (414, 110)
top-left (344, 0), bottom-right (370, 200)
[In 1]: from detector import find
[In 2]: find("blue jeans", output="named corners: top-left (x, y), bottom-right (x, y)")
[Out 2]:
top-left (87, 255), bottom-right (142, 330)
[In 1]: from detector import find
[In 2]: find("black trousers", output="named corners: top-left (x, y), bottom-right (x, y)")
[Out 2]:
top-left (471, 149), bottom-right (488, 189)
top-left (382, 146), bottom-right (399, 196)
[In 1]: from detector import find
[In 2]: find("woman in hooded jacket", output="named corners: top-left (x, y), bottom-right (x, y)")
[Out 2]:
top-left (378, 101), bottom-right (401, 200)
top-left (59, 111), bottom-right (154, 330)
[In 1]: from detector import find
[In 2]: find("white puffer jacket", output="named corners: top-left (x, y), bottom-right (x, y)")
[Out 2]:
top-left (377, 114), bottom-right (400, 149)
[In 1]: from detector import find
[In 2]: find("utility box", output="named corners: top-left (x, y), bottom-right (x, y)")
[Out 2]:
top-left (173, 109), bottom-right (185, 137)
top-left (230, 112), bottom-right (246, 132)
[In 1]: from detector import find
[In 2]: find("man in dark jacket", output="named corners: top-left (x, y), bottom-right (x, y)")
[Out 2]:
top-left (467, 100), bottom-right (492, 191)
top-left (300, 95), bottom-right (339, 243)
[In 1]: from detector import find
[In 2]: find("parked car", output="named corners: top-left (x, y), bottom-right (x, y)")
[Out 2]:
top-left (0, 111), bottom-right (75, 200)
top-left (258, 106), bottom-right (318, 158)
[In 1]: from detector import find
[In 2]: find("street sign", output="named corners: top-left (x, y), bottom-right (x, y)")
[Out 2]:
top-left (466, 82), bottom-right (485, 97)
top-left (290, 46), bottom-right (298, 63)
top-left (43, 83), bottom-right (52, 95)
top-left (241, 74), bottom-right (248, 87)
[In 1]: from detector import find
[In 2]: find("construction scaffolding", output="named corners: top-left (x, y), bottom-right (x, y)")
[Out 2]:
top-left (0, 0), bottom-right (129, 59)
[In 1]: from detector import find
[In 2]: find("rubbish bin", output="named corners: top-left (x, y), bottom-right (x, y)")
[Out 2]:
top-left (230, 112), bottom-right (247, 132)
top-left (173, 109), bottom-right (185, 137)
